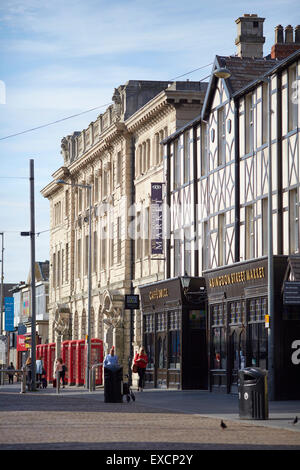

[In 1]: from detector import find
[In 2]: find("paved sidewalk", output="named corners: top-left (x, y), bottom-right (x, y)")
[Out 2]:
top-left (0, 383), bottom-right (300, 450)
top-left (2, 383), bottom-right (300, 430)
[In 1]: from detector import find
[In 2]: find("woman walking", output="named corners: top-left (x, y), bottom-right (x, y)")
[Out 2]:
top-left (133, 347), bottom-right (148, 391)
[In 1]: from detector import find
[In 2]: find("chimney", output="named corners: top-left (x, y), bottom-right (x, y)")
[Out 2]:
top-left (271, 24), bottom-right (300, 59)
top-left (235, 14), bottom-right (265, 58)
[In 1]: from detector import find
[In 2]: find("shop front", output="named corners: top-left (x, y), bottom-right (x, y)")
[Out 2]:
top-left (139, 277), bottom-right (208, 390)
top-left (204, 255), bottom-right (300, 400)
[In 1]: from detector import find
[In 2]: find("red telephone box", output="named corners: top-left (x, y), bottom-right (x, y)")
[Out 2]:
top-left (75, 340), bottom-right (85, 386)
top-left (61, 340), bottom-right (70, 384)
top-left (90, 339), bottom-right (104, 385)
top-left (47, 343), bottom-right (56, 383)
top-left (68, 340), bottom-right (77, 386)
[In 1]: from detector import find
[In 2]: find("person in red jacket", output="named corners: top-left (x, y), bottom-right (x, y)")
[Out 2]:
top-left (134, 347), bottom-right (148, 391)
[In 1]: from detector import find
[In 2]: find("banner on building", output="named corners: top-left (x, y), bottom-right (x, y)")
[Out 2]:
top-left (17, 335), bottom-right (30, 352)
top-left (151, 182), bottom-right (163, 255)
top-left (4, 297), bottom-right (14, 331)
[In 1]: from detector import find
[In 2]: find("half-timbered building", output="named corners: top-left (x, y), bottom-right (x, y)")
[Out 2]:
top-left (140, 15), bottom-right (300, 399)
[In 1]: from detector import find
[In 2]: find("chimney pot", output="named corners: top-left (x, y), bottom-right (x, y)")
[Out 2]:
top-left (285, 25), bottom-right (294, 43)
top-left (295, 25), bottom-right (300, 44)
top-left (275, 25), bottom-right (284, 44)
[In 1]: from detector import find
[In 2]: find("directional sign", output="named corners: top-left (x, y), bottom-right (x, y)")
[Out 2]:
top-left (283, 281), bottom-right (300, 305)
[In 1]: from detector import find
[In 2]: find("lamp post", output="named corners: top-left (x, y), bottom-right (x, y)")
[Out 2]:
top-left (56, 179), bottom-right (92, 390)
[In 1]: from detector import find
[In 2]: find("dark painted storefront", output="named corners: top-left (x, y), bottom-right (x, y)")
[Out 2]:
top-left (204, 255), bottom-right (300, 400)
top-left (139, 277), bottom-right (208, 390)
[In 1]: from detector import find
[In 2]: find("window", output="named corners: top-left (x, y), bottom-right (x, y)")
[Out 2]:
top-left (288, 65), bottom-right (298, 132)
top-left (52, 253), bottom-right (56, 288)
top-left (117, 217), bottom-right (122, 263)
top-left (249, 323), bottom-right (268, 370)
top-left (77, 239), bottom-right (81, 277)
top-left (218, 107), bottom-right (226, 165)
top-left (144, 207), bottom-right (150, 257)
top-left (289, 188), bottom-right (299, 253)
top-left (101, 226), bottom-right (107, 270)
top-left (201, 123), bottom-right (208, 176)
top-left (212, 326), bottom-right (226, 369)
top-left (78, 188), bottom-right (82, 212)
top-left (202, 221), bottom-right (209, 270)
top-left (65, 243), bottom-right (69, 282)
top-left (136, 211), bottom-right (141, 259)
top-left (183, 131), bottom-right (190, 184)
top-left (84, 235), bottom-right (89, 275)
top-left (65, 190), bottom-right (69, 217)
top-left (117, 151), bottom-right (122, 185)
top-left (245, 204), bottom-right (254, 259)
top-left (102, 172), bottom-right (108, 198)
top-left (174, 139), bottom-right (181, 189)
top-left (262, 83), bottom-right (268, 144)
top-left (262, 198), bottom-right (268, 256)
top-left (94, 177), bottom-right (99, 201)
top-left (218, 213), bottom-right (225, 266)
top-left (174, 229), bottom-right (181, 276)
top-left (93, 231), bottom-right (97, 272)
top-left (169, 330), bottom-right (180, 369)
top-left (57, 250), bottom-right (60, 287)
top-left (245, 93), bottom-right (254, 154)
top-left (184, 227), bottom-right (192, 275)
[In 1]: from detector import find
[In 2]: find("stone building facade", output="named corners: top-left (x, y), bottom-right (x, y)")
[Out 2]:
top-left (41, 80), bottom-right (207, 376)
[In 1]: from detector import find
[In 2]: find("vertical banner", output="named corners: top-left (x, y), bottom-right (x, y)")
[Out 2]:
top-left (4, 297), bottom-right (14, 332)
top-left (151, 182), bottom-right (163, 255)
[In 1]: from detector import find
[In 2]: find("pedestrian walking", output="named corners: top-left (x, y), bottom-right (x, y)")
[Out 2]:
top-left (36, 358), bottom-right (43, 388)
top-left (133, 347), bottom-right (148, 391)
top-left (61, 361), bottom-right (67, 388)
top-left (7, 362), bottom-right (15, 384)
top-left (25, 357), bottom-right (32, 390)
top-left (55, 358), bottom-right (65, 388)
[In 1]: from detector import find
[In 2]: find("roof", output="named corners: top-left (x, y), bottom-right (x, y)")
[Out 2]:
top-left (216, 55), bottom-right (278, 95)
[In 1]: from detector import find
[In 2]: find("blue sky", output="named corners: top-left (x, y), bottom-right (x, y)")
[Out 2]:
top-left (0, 0), bottom-right (299, 283)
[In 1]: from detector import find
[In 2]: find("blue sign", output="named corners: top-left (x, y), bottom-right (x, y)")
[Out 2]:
top-left (4, 297), bottom-right (14, 332)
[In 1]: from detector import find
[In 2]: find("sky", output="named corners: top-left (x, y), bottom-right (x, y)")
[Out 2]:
top-left (0, 0), bottom-right (299, 283)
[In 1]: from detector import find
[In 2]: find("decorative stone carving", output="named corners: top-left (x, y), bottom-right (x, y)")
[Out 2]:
top-left (100, 289), bottom-right (123, 329)
top-left (61, 138), bottom-right (69, 164)
top-left (53, 304), bottom-right (71, 338)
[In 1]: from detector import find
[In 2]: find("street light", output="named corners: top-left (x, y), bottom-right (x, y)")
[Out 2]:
top-left (213, 67), bottom-right (231, 79)
top-left (55, 179), bottom-right (92, 390)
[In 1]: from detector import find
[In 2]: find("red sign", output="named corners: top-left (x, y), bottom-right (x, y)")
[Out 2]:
top-left (17, 335), bottom-right (28, 352)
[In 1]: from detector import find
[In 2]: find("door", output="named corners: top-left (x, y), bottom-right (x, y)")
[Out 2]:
top-left (229, 327), bottom-right (246, 394)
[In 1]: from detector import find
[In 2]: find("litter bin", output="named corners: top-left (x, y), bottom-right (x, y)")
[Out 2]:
top-left (238, 367), bottom-right (268, 420)
top-left (104, 366), bottom-right (123, 403)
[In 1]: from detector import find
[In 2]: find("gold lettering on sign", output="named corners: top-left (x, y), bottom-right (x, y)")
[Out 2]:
top-left (209, 267), bottom-right (265, 288)
top-left (149, 288), bottom-right (169, 301)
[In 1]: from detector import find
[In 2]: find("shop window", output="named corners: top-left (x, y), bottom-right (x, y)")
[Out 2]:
top-left (144, 333), bottom-right (154, 369)
top-left (158, 336), bottom-right (167, 369)
top-left (157, 312), bottom-right (167, 332)
top-left (249, 323), bottom-right (268, 369)
top-left (212, 327), bottom-right (226, 369)
top-left (169, 330), bottom-right (180, 369)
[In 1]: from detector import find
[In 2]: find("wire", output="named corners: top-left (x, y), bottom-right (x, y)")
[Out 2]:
top-left (169, 62), bottom-right (213, 81)
top-left (0, 102), bottom-right (113, 141)
top-left (0, 61), bottom-right (213, 142)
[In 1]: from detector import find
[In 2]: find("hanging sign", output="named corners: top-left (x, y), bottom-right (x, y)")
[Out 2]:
top-left (151, 182), bottom-right (163, 255)
top-left (4, 297), bottom-right (14, 332)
